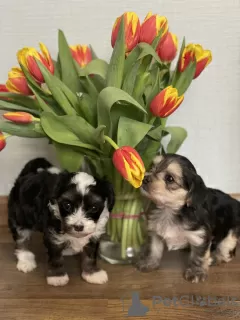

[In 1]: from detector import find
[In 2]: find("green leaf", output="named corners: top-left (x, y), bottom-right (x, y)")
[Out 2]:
top-left (147, 125), bottom-right (163, 140)
top-left (97, 87), bottom-right (147, 136)
top-left (151, 29), bottom-right (163, 50)
top-left (171, 37), bottom-right (185, 86)
top-left (58, 29), bottom-right (82, 93)
top-left (138, 43), bottom-right (162, 65)
top-left (54, 142), bottom-right (84, 172)
top-left (76, 92), bottom-right (97, 126)
top-left (28, 86), bottom-right (55, 114)
top-left (36, 61), bottom-right (77, 115)
top-left (90, 75), bottom-right (106, 92)
top-left (80, 76), bottom-right (98, 100)
top-left (90, 45), bottom-right (98, 60)
top-left (163, 126), bottom-right (187, 153)
top-left (145, 70), bottom-right (160, 106)
top-left (132, 72), bottom-right (151, 103)
top-left (174, 61), bottom-right (196, 95)
top-left (0, 120), bottom-right (45, 138)
top-left (78, 59), bottom-right (108, 80)
top-left (94, 125), bottom-right (106, 146)
top-left (58, 114), bottom-right (98, 146)
top-left (138, 138), bottom-right (161, 170)
top-left (117, 117), bottom-right (152, 148)
top-left (106, 17), bottom-right (125, 88)
top-left (123, 46), bottom-right (141, 79)
top-left (40, 112), bottom-right (101, 153)
top-left (52, 58), bottom-right (61, 79)
top-left (0, 100), bottom-right (40, 116)
top-left (0, 93), bottom-right (40, 111)
top-left (122, 61), bottom-right (141, 95)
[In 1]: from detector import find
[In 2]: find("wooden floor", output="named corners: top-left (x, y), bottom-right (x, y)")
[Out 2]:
top-left (1, 197), bottom-right (240, 319)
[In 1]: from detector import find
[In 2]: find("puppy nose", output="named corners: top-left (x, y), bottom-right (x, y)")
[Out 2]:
top-left (73, 225), bottom-right (84, 232)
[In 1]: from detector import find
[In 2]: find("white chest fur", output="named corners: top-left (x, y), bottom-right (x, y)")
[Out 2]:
top-left (52, 233), bottom-right (92, 256)
top-left (148, 209), bottom-right (205, 251)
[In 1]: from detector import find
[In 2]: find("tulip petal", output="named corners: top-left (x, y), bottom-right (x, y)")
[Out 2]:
top-left (111, 12), bottom-right (140, 52)
top-left (0, 132), bottom-right (6, 151)
top-left (113, 146), bottom-right (145, 188)
top-left (3, 111), bottom-right (33, 124)
top-left (17, 43), bottom-right (54, 83)
top-left (150, 86), bottom-right (184, 118)
top-left (6, 67), bottom-right (32, 95)
top-left (0, 84), bottom-right (8, 92)
top-left (179, 43), bottom-right (212, 78)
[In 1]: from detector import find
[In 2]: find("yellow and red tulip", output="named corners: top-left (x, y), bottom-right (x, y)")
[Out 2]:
top-left (157, 32), bottom-right (178, 63)
top-left (3, 112), bottom-right (38, 124)
top-left (0, 131), bottom-right (7, 151)
top-left (150, 86), bottom-right (184, 118)
top-left (113, 146), bottom-right (145, 188)
top-left (17, 43), bottom-right (54, 83)
top-left (111, 12), bottom-right (140, 52)
top-left (140, 12), bottom-right (168, 45)
top-left (179, 44), bottom-right (212, 79)
top-left (6, 67), bottom-right (32, 95)
top-left (70, 45), bottom-right (92, 67)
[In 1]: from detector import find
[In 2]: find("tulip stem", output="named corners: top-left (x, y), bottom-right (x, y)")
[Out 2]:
top-left (104, 135), bottom-right (119, 150)
top-left (149, 116), bottom-right (156, 125)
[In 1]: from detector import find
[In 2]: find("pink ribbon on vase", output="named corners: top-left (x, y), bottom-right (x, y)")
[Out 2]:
top-left (109, 212), bottom-right (145, 219)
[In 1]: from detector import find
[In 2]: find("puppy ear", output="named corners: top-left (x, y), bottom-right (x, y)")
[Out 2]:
top-left (96, 178), bottom-right (115, 212)
top-left (49, 170), bottom-right (71, 201)
top-left (187, 173), bottom-right (207, 208)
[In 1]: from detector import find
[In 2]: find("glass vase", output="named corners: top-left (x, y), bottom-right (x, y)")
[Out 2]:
top-left (99, 165), bottom-right (147, 264)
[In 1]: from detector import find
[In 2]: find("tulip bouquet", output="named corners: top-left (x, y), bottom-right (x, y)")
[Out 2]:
top-left (0, 11), bottom-right (212, 262)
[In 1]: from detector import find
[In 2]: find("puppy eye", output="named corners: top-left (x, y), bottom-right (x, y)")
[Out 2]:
top-left (165, 174), bottom-right (174, 183)
top-left (62, 201), bottom-right (72, 212)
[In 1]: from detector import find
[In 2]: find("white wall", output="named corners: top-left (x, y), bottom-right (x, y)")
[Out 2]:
top-left (0, 0), bottom-right (240, 194)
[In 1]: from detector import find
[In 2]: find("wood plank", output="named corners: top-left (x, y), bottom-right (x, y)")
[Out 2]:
top-left (1, 227), bottom-right (240, 300)
top-left (0, 299), bottom-right (240, 320)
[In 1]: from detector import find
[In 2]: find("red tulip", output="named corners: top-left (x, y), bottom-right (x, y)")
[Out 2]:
top-left (179, 44), bottom-right (212, 79)
top-left (70, 45), bottom-right (92, 67)
top-left (113, 146), bottom-right (145, 188)
top-left (111, 12), bottom-right (140, 52)
top-left (3, 112), bottom-right (37, 124)
top-left (0, 132), bottom-right (6, 151)
top-left (6, 67), bottom-right (32, 95)
top-left (150, 86), bottom-right (184, 118)
top-left (17, 43), bottom-right (54, 83)
top-left (140, 12), bottom-right (168, 45)
top-left (157, 32), bottom-right (178, 62)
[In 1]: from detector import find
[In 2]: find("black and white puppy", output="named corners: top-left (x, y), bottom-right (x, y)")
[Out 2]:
top-left (8, 158), bottom-right (115, 286)
top-left (137, 154), bottom-right (240, 283)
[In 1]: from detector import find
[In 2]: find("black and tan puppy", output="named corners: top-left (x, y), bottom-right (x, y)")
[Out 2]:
top-left (137, 154), bottom-right (240, 283)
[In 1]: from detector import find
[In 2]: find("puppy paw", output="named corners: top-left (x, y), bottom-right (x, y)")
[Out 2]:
top-left (82, 269), bottom-right (108, 284)
top-left (47, 274), bottom-right (69, 286)
top-left (16, 251), bottom-right (37, 273)
top-left (184, 267), bottom-right (208, 283)
top-left (136, 259), bottom-right (160, 273)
